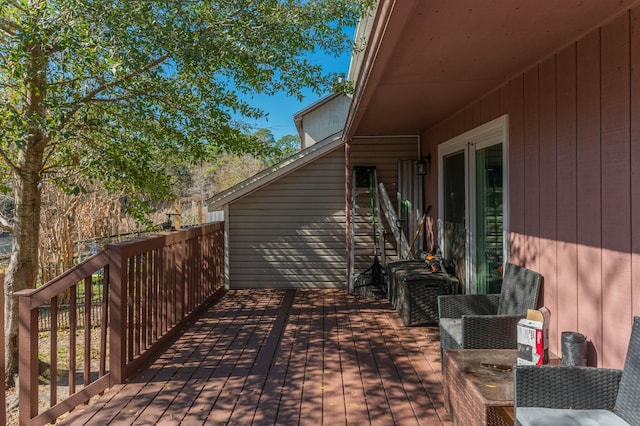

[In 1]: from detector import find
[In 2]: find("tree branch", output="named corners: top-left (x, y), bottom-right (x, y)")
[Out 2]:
top-left (0, 222), bottom-right (12, 233)
top-left (0, 147), bottom-right (18, 173)
top-left (0, 82), bottom-right (20, 89)
top-left (196, 7), bottom-right (243, 38)
top-left (57, 53), bottom-right (170, 131)
top-left (47, 77), bottom-right (85, 88)
top-left (0, 17), bottom-right (20, 38)
top-left (6, 0), bottom-right (28, 13)
top-left (89, 94), bottom-right (139, 103)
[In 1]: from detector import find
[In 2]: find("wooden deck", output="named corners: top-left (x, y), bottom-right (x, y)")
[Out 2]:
top-left (62, 289), bottom-right (453, 425)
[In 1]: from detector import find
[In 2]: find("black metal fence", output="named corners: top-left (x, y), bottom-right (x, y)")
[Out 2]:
top-left (37, 302), bottom-right (105, 332)
top-left (36, 275), bottom-right (106, 332)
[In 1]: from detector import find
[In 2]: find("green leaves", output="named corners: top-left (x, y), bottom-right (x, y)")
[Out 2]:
top-left (1, 0), bottom-right (371, 216)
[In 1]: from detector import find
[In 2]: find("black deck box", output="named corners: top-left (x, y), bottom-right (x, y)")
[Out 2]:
top-left (387, 260), bottom-right (458, 326)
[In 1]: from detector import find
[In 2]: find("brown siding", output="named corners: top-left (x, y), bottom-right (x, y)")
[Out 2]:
top-left (509, 76), bottom-right (526, 265)
top-left (425, 8), bottom-right (640, 368)
top-left (576, 29), bottom-right (602, 366)
top-left (539, 56), bottom-right (558, 352)
top-left (600, 14), bottom-right (632, 368)
top-left (555, 44), bottom-right (579, 355)
top-left (481, 91), bottom-right (500, 125)
top-left (524, 66), bottom-right (541, 272)
top-left (632, 7), bottom-right (640, 330)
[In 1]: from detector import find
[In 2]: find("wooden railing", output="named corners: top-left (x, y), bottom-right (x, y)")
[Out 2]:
top-left (15, 222), bottom-right (225, 425)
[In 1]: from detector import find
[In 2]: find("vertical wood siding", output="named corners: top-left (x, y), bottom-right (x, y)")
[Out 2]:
top-left (600, 14), bottom-right (632, 368)
top-left (555, 44), bottom-right (579, 359)
top-left (523, 67), bottom-right (541, 274)
top-left (509, 76), bottom-right (526, 265)
top-left (425, 8), bottom-right (639, 368)
top-left (576, 29), bottom-right (602, 366)
top-left (539, 56), bottom-right (558, 353)
top-left (228, 148), bottom-right (346, 289)
top-left (631, 7), bottom-right (640, 336)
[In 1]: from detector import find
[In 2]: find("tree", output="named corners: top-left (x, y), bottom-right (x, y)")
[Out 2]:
top-left (208, 153), bottom-right (264, 194)
top-left (252, 129), bottom-right (301, 166)
top-left (39, 178), bottom-right (124, 283)
top-left (204, 129), bottom-right (303, 194)
top-left (0, 0), bottom-right (371, 385)
top-left (271, 134), bottom-right (302, 163)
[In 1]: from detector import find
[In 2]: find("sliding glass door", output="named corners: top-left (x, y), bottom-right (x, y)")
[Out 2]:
top-left (442, 152), bottom-right (466, 290)
top-left (438, 116), bottom-right (508, 294)
top-left (474, 143), bottom-right (504, 294)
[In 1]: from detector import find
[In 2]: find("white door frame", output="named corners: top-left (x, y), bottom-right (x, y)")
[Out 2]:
top-left (437, 115), bottom-right (509, 293)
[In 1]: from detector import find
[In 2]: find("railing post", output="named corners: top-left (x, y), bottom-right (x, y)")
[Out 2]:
top-left (176, 240), bottom-right (184, 321)
top-left (18, 291), bottom-right (39, 424)
top-left (218, 223), bottom-right (225, 290)
top-left (108, 245), bottom-right (127, 385)
top-left (195, 235), bottom-right (201, 305)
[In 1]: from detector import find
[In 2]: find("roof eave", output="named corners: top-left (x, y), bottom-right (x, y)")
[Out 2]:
top-left (206, 131), bottom-right (345, 211)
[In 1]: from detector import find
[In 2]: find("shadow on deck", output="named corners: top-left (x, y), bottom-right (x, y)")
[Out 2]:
top-left (62, 289), bottom-right (453, 425)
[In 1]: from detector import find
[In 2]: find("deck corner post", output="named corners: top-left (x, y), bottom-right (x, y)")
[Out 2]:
top-left (18, 292), bottom-right (38, 424)
top-left (108, 245), bottom-right (127, 385)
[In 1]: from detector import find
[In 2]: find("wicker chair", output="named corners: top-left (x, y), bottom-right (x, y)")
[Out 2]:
top-left (437, 263), bottom-right (542, 362)
top-left (513, 316), bottom-right (640, 426)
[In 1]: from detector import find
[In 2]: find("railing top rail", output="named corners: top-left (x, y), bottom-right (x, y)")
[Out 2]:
top-left (106, 222), bottom-right (223, 257)
top-left (15, 221), bottom-right (224, 308)
top-left (15, 251), bottom-right (111, 308)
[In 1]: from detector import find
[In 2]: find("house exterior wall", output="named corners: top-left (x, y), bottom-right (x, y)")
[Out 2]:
top-left (227, 147), bottom-right (346, 289)
top-left (301, 95), bottom-right (351, 149)
top-left (349, 136), bottom-right (419, 278)
top-left (424, 8), bottom-right (640, 369)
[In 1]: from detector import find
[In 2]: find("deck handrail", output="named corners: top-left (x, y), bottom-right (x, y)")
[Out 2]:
top-left (15, 222), bottom-right (225, 425)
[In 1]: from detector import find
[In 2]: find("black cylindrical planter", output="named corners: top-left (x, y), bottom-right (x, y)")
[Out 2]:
top-left (561, 331), bottom-right (587, 366)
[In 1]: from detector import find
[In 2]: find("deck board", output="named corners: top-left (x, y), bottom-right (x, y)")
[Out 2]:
top-left (62, 289), bottom-right (453, 425)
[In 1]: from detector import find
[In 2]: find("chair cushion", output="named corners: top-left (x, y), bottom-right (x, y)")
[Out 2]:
top-left (439, 318), bottom-right (462, 347)
top-left (516, 407), bottom-right (630, 426)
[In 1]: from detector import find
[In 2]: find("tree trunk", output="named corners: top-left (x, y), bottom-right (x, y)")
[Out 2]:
top-left (5, 39), bottom-right (47, 387)
top-left (5, 149), bottom-right (44, 385)
top-left (5, 155), bottom-right (44, 386)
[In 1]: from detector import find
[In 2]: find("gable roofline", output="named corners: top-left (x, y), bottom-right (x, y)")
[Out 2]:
top-left (293, 92), bottom-right (343, 121)
top-left (206, 131), bottom-right (344, 211)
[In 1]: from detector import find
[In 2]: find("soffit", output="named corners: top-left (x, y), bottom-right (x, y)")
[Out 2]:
top-left (348, 0), bottom-right (639, 137)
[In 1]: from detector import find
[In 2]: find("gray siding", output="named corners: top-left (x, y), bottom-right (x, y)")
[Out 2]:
top-left (228, 147), bottom-right (346, 288)
top-left (302, 95), bottom-right (350, 148)
top-left (350, 137), bottom-right (420, 276)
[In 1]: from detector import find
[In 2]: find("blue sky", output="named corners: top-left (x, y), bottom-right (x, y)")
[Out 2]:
top-left (235, 41), bottom-right (353, 141)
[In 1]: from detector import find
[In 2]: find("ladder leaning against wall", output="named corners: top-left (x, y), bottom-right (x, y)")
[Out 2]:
top-left (349, 166), bottom-right (386, 293)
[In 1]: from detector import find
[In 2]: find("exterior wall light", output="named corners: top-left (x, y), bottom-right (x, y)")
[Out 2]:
top-left (417, 153), bottom-right (431, 176)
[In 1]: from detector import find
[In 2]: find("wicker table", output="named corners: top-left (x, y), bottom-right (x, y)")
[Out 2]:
top-left (443, 349), bottom-right (517, 426)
